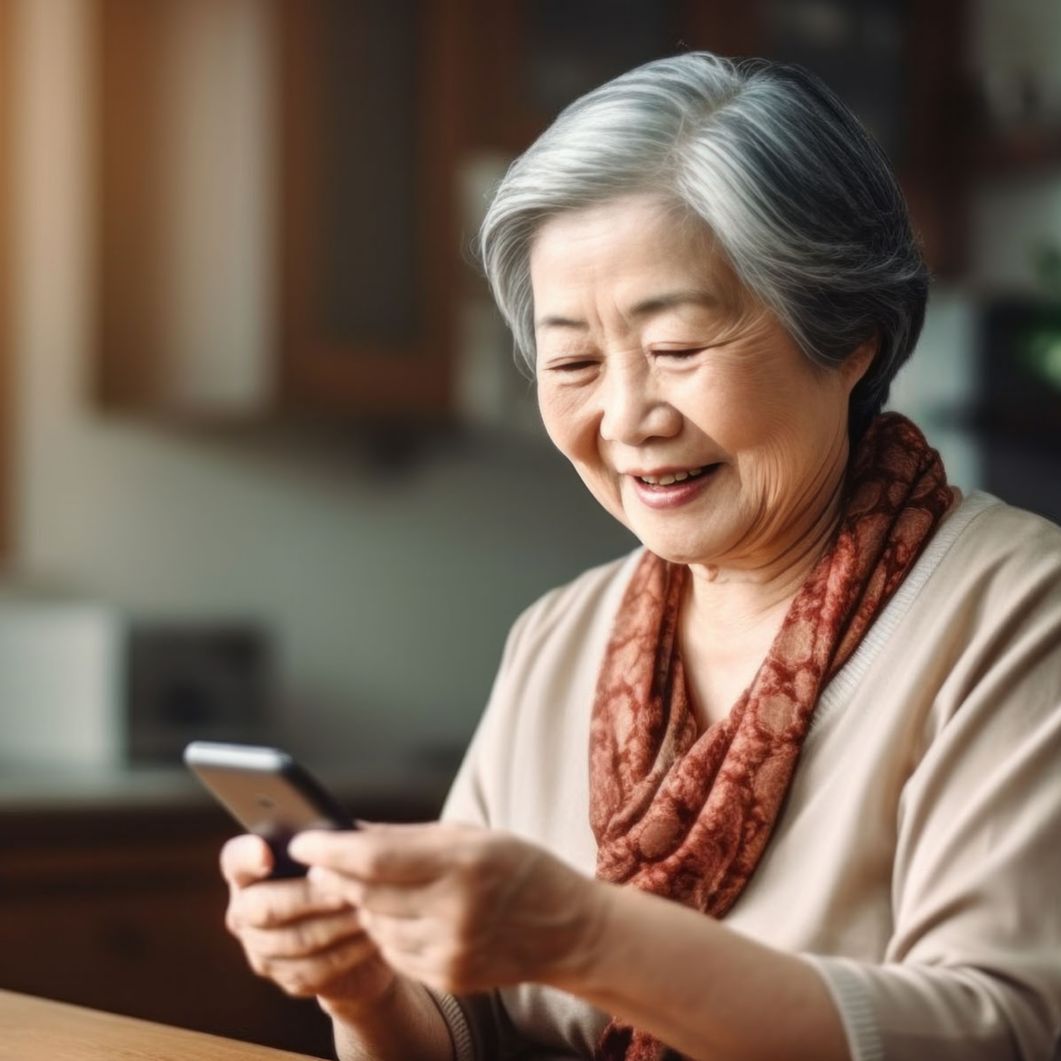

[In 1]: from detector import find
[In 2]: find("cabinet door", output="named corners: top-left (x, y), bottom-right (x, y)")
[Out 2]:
top-left (0, 0), bottom-right (13, 558)
top-left (95, 0), bottom-right (466, 420)
top-left (462, 0), bottom-right (969, 276)
top-left (0, 811), bottom-right (335, 1055)
top-left (462, 0), bottom-right (760, 153)
top-left (279, 0), bottom-right (465, 416)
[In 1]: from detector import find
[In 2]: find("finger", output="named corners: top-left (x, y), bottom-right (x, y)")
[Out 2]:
top-left (289, 824), bottom-right (458, 883)
top-left (304, 866), bottom-right (423, 918)
top-left (305, 866), bottom-right (363, 906)
top-left (255, 934), bottom-right (381, 998)
top-left (304, 866), bottom-right (429, 922)
top-left (221, 834), bottom-right (273, 888)
top-left (241, 909), bottom-right (366, 960)
top-left (228, 876), bottom-right (349, 932)
top-left (353, 878), bottom-right (449, 920)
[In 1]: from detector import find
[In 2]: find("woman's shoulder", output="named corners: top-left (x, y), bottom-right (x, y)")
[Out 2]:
top-left (799, 491), bottom-right (1059, 738)
top-left (953, 489), bottom-right (1061, 543)
top-left (934, 490), bottom-right (1061, 591)
top-left (505, 547), bottom-right (645, 656)
top-left (444, 548), bottom-right (647, 839)
top-left (871, 490), bottom-right (1061, 661)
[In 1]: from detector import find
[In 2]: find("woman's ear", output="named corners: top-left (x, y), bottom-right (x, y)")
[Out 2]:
top-left (842, 335), bottom-right (878, 393)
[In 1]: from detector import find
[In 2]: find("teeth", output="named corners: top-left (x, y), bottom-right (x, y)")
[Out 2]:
top-left (639, 466), bottom-right (705, 486)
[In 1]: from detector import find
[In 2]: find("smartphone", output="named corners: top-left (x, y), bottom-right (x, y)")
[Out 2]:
top-left (184, 740), bottom-right (354, 878)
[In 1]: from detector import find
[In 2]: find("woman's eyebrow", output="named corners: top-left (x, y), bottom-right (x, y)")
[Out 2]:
top-left (535, 289), bottom-right (720, 330)
top-left (628, 289), bottom-right (721, 317)
top-left (535, 314), bottom-right (589, 332)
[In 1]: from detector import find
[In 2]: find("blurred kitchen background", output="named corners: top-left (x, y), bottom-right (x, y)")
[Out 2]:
top-left (0, 0), bottom-right (1059, 1055)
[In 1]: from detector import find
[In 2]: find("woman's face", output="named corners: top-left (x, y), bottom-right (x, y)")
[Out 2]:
top-left (530, 194), bottom-right (870, 573)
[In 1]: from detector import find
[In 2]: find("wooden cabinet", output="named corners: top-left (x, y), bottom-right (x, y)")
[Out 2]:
top-left (0, 779), bottom-right (446, 1056)
top-left (95, 0), bottom-right (468, 421)
top-left (278, 1), bottom-right (464, 417)
top-left (462, 0), bottom-right (972, 276)
top-left (0, 0), bottom-right (13, 561)
top-left (93, 0), bottom-right (986, 425)
top-left (461, 0), bottom-right (761, 155)
top-left (366, 0), bottom-right (976, 276)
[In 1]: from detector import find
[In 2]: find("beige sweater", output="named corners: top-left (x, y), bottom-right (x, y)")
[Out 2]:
top-left (433, 492), bottom-right (1061, 1060)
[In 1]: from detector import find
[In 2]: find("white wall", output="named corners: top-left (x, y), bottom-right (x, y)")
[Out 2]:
top-left (8, 0), bottom-right (634, 769)
top-left (887, 287), bottom-right (981, 492)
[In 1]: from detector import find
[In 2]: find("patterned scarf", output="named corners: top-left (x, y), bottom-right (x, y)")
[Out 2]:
top-left (589, 413), bottom-right (953, 1060)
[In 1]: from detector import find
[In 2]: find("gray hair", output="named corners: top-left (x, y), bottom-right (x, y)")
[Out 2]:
top-left (479, 52), bottom-right (928, 443)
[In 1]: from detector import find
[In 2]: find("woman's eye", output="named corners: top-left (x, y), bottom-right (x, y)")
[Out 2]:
top-left (653, 347), bottom-right (704, 359)
top-left (548, 359), bottom-right (598, 373)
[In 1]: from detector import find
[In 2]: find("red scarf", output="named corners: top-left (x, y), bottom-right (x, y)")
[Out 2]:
top-left (589, 413), bottom-right (953, 1060)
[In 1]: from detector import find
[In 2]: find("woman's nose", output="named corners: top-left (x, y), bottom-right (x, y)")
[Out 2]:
top-left (598, 363), bottom-right (681, 445)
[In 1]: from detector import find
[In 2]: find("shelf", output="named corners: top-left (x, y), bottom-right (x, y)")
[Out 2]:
top-left (975, 126), bottom-right (1061, 177)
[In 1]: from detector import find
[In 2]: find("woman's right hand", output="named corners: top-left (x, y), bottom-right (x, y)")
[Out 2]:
top-left (220, 834), bottom-right (397, 1015)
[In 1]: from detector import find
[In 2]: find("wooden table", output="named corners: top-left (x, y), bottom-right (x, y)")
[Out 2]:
top-left (0, 990), bottom-right (329, 1060)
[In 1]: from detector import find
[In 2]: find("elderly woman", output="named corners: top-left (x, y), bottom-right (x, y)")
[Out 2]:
top-left (221, 53), bottom-right (1061, 1060)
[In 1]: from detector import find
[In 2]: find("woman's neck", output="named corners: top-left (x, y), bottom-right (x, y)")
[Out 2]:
top-left (683, 476), bottom-right (845, 657)
top-left (678, 493), bottom-right (843, 731)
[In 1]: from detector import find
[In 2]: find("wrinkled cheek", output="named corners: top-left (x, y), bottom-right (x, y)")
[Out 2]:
top-left (575, 461), bottom-right (628, 526)
top-left (759, 445), bottom-right (802, 511)
top-left (733, 447), bottom-right (796, 528)
top-left (756, 439), bottom-right (834, 545)
top-left (539, 393), bottom-right (598, 472)
top-left (537, 389), bottom-right (581, 452)
top-left (538, 389), bottom-right (629, 526)
top-left (541, 415), bottom-right (592, 472)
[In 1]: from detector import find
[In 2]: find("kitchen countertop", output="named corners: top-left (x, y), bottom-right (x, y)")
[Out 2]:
top-left (0, 759), bottom-right (455, 815)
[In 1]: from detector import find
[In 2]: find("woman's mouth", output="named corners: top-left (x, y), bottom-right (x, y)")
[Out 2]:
top-left (636, 465), bottom-right (710, 486)
top-left (630, 464), bottom-right (722, 509)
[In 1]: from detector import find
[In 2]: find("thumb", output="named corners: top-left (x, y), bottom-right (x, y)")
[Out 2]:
top-left (220, 833), bottom-right (274, 888)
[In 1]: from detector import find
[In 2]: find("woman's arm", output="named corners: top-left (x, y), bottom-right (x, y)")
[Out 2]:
top-left (553, 880), bottom-right (849, 1061)
top-left (324, 977), bottom-right (454, 1061)
top-left (290, 825), bottom-right (849, 1061)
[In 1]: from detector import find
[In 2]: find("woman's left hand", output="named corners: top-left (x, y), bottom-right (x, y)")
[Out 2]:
top-left (287, 823), bottom-right (609, 996)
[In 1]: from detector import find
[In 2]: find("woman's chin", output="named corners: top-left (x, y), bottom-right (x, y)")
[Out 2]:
top-left (628, 526), bottom-right (733, 568)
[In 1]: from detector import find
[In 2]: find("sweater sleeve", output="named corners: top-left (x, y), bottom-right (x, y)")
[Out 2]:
top-left (806, 537), bottom-right (1061, 1061)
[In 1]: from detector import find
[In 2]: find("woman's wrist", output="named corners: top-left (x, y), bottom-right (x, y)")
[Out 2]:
top-left (542, 877), bottom-right (622, 994)
top-left (322, 974), bottom-right (454, 1061)
top-left (317, 966), bottom-right (400, 1025)
top-left (545, 881), bottom-right (849, 1061)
